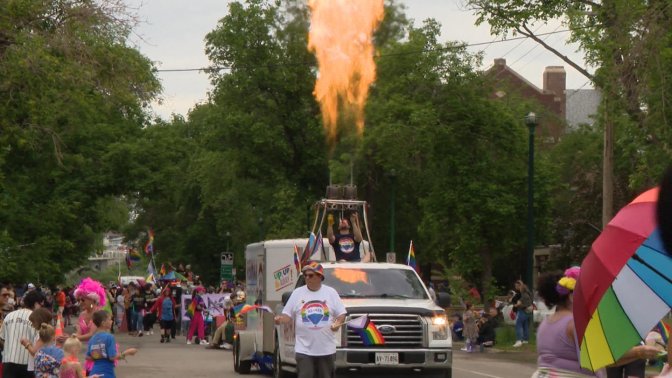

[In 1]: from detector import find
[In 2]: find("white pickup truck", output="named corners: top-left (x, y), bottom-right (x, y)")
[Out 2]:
top-left (273, 262), bottom-right (452, 378)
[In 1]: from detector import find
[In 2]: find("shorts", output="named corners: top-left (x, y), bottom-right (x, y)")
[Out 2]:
top-left (160, 319), bottom-right (175, 329)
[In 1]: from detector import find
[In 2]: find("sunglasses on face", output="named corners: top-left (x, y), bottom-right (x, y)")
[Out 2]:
top-left (1, 293), bottom-right (9, 297)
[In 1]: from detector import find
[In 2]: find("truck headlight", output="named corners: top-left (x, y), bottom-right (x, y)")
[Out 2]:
top-left (432, 315), bottom-right (447, 326)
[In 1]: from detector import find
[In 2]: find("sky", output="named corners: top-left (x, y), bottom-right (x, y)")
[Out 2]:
top-left (125, 0), bottom-right (593, 119)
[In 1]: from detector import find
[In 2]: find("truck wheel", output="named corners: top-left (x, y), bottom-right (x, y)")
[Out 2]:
top-left (234, 336), bottom-right (252, 374)
top-left (273, 336), bottom-right (290, 378)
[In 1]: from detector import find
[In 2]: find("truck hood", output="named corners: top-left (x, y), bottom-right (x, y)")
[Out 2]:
top-left (342, 298), bottom-right (445, 316)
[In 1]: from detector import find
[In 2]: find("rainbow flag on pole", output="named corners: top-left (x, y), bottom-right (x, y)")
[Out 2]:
top-left (293, 244), bottom-right (302, 274)
top-left (347, 315), bottom-right (385, 346)
top-left (407, 240), bottom-right (419, 273)
top-left (144, 229), bottom-right (155, 256)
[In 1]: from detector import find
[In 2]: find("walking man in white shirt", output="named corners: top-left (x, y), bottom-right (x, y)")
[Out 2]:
top-left (274, 261), bottom-right (346, 378)
top-left (0, 290), bottom-right (45, 378)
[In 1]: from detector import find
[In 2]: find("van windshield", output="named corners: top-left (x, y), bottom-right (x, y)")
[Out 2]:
top-left (322, 267), bottom-right (428, 299)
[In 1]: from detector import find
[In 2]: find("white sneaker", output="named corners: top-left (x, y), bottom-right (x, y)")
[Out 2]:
top-left (221, 343), bottom-right (233, 350)
top-left (200, 340), bottom-right (209, 345)
top-left (522, 340), bottom-right (529, 344)
top-left (149, 330), bottom-right (153, 335)
top-left (460, 347), bottom-right (468, 351)
top-left (513, 340), bottom-right (523, 347)
top-left (187, 340), bottom-right (192, 345)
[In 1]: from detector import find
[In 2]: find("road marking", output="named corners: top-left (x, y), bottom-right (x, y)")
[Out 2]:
top-left (453, 366), bottom-right (507, 378)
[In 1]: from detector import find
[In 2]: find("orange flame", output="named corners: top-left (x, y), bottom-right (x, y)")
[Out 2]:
top-left (308, 0), bottom-right (385, 143)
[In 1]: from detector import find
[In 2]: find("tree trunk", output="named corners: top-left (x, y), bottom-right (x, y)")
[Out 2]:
top-left (479, 247), bottom-right (493, 309)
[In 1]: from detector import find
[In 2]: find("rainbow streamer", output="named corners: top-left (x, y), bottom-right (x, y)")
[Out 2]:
top-left (407, 240), bottom-right (418, 273)
top-left (159, 263), bottom-right (167, 276)
top-left (349, 318), bottom-right (385, 346)
top-left (293, 244), bottom-right (302, 274)
top-left (145, 229), bottom-right (155, 256)
top-left (656, 321), bottom-right (670, 344)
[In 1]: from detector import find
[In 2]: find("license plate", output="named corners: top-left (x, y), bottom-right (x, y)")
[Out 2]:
top-left (375, 352), bottom-right (399, 365)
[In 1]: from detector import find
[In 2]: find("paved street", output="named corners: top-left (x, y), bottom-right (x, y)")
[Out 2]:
top-left (111, 331), bottom-right (537, 377)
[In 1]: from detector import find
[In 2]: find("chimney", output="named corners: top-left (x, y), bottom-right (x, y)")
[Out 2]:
top-left (494, 58), bottom-right (506, 67)
top-left (543, 66), bottom-right (566, 96)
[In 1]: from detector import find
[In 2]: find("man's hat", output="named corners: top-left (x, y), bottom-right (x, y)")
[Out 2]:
top-left (301, 261), bottom-right (324, 278)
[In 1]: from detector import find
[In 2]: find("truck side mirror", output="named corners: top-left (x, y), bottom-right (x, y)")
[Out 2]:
top-left (436, 292), bottom-right (452, 308)
top-left (281, 291), bottom-right (292, 306)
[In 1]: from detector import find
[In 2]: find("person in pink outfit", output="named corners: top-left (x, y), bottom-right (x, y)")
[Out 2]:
top-left (186, 286), bottom-right (207, 345)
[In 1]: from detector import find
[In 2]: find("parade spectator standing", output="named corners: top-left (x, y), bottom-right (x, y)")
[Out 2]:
top-left (274, 261), bottom-right (346, 378)
top-left (186, 286), bottom-right (207, 345)
top-left (60, 336), bottom-right (85, 378)
top-left (130, 285), bottom-right (146, 337)
top-left (169, 283), bottom-right (182, 339)
top-left (124, 285), bottom-right (134, 335)
top-left (461, 302), bottom-right (478, 352)
top-left (0, 290), bottom-right (45, 378)
top-left (150, 289), bottom-right (176, 344)
top-left (22, 308), bottom-right (53, 375)
top-left (31, 323), bottom-right (64, 377)
top-left (512, 280), bottom-right (533, 347)
top-left (142, 284), bottom-right (157, 335)
top-left (87, 311), bottom-right (137, 378)
top-left (327, 213), bottom-right (370, 262)
top-left (114, 289), bottom-right (125, 331)
top-left (54, 289), bottom-right (66, 319)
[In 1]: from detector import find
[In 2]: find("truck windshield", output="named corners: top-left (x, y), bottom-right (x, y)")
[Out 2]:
top-left (322, 267), bottom-right (429, 299)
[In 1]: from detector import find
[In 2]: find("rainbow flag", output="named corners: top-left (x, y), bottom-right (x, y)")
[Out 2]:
top-left (129, 248), bottom-right (142, 262)
top-left (144, 229), bottom-right (155, 256)
top-left (159, 263), bottom-right (166, 276)
top-left (186, 301), bottom-right (195, 319)
top-left (293, 244), bottom-right (302, 274)
top-left (656, 320), bottom-right (671, 344)
top-left (348, 315), bottom-right (385, 346)
top-left (302, 232), bottom-right (317, 264)
top-left (233, 304), bottom-right (257, 317)
top-left (407, 240), bottom-right (418, 273)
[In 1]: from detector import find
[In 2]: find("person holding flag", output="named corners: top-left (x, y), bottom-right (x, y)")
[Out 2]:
top-left (326, 212), bottom-right (370, 262)
top-left (274, 261), bottom-right (346, 378)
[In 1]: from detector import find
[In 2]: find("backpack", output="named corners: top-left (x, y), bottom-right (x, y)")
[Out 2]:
top-left (161, 297), bottom-right (174, 320)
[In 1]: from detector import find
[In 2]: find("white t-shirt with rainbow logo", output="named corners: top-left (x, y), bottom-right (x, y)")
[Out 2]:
top-left (282, 284), bottom-right (346, 356)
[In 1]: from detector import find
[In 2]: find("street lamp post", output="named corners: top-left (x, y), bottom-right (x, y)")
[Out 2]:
top-left (226, 231), bottom-right (231, 252)
top-left (525, 112), bottom-right (537, 292)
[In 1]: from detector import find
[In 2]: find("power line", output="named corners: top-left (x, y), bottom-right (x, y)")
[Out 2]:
top-left (155, 28), bottom-right (575, 73)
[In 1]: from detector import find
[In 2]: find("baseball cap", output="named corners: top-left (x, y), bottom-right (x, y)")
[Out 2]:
top-left (27, 283), bottom-right (35, 289)
top-left (301, 261), bottom-right (324, 277)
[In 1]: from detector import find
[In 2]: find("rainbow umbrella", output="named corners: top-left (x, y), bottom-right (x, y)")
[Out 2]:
top-left (574, 188), bottom-right (672, 371)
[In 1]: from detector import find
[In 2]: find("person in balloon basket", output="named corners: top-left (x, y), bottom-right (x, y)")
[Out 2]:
top-left (327, 212), bottom-right (370, 262)
top-left (274, 261), bottom-right (346, 378)
top-left (533, 267), bottom-right (659, 377)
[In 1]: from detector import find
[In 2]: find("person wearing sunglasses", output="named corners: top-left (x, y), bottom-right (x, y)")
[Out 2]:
top-left (274, 261), bottom-right (346, 378)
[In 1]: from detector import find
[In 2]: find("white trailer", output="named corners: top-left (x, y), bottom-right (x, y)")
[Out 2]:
top-left (233, 238), bottom-right (335, 373)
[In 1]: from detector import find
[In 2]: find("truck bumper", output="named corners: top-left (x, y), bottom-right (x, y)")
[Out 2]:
top-left (334, 347), bottom-right (452, 374)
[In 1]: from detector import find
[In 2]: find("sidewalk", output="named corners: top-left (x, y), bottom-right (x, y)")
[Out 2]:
top-left (453, 340), bottom-right (538, 364)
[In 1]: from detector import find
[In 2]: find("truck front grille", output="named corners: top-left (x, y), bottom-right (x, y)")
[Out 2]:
top-left (346, 314), bottom-right (423, 348)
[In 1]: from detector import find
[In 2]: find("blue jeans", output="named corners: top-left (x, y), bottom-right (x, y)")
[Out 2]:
top-left (515, 309), bottom-right (530, 341)
top-left (133, 311), bottom-right (144, 332)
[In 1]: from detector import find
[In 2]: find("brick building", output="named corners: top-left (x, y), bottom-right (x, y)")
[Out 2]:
top-left (486, 58), bottom-right (600, 142)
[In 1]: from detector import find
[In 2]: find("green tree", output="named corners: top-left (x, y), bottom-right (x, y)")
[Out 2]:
top-left (0, 0), bottom-right (160, 283)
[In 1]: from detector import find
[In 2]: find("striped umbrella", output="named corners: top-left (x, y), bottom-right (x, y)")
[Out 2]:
top-left (574, 188), bottom-right (672, 371)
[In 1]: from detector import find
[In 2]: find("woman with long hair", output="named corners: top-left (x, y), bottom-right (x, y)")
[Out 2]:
top-left (513, 279), bottom-right (533, 347)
